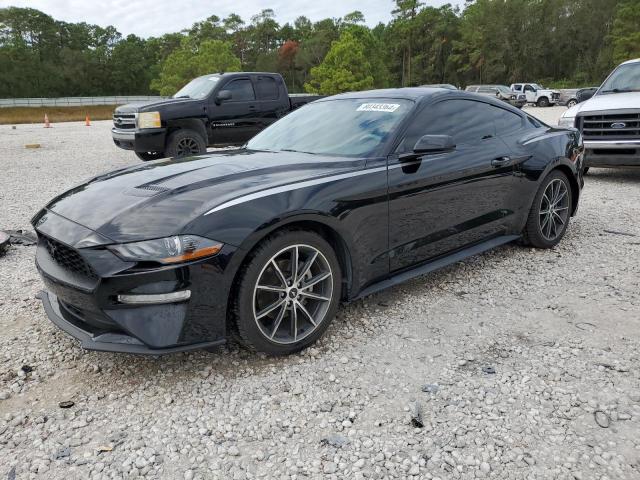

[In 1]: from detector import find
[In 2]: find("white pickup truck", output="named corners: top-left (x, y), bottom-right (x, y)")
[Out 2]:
top-left (559, 58), bottom-right (640, 169)
top-left (510, 83), bottom-right (561, 107)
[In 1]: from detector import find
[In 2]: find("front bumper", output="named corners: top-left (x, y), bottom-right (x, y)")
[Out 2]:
top-left (112, 127), bottom-right (167, 153)
top-left (37, 291), bottom-right (225, 354)
top-left (33, 210), bottom-right (238, 354)
top-left (584, 139), bottom-right (640, 167)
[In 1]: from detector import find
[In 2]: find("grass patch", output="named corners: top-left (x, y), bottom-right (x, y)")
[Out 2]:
top-left (0, 105), bottom-right (117, 125)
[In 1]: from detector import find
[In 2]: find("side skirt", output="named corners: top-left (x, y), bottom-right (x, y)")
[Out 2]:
top-left (352, 235), bottom-right (521, 301)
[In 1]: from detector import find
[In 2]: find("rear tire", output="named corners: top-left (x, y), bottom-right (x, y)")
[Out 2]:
top-left (567, 99), bottom-right (577, 108)
top-left (166, 129), bottom-right (206, 158)
top-left (135, 151), bottom-right (165, 162)
top-left (522, 170), bottom-right (572, 248)
top-left (537, 97), bottom-right (550, 107)
top-left (233, 230), bottom-right (342, 355)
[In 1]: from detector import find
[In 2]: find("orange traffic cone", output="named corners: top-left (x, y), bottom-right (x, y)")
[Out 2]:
top-left (44, 114), bottom-right (51, 128)
top-left (85, 115), bottom-right (91, 127)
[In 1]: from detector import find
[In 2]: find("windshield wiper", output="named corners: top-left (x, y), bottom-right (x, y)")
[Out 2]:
top-left (281, 148), bottom-right (316, 155)
top-left (599, 88), bottom-right (638, 94)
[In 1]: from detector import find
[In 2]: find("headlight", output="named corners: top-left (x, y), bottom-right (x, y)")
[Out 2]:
top-left (137, 111), bottom-right (161, 129)
top-left (558, 116), bottom-right (576, 128)
top-left (108, 235), bottom-right (222, 264)
top-left (510, 95), bottom-right (516, 100)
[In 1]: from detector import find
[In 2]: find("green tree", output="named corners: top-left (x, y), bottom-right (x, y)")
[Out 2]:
top-left (150, 39), bottom-right (241, 95)
top-left (611, 0), bottom-right (640, 64)
top-left (304, 31), bottom-right (374, 94)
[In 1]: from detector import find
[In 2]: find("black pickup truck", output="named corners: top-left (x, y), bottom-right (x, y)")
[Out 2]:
top-left (112, 72), bottom-right (323, 161)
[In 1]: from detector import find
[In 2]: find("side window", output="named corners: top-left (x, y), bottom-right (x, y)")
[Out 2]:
top-left (397, 99), bottom-right (496, 152)
top-left (524, 84), bottom-right (535, 92)
top-left (513, 85), bottom-right (522, 92)
top-left (485, 105), bottom-right (524, 135)
top-left (256, 76), bottom-right (279, 100)
top-left (224, 79), bottom-right (255, 101)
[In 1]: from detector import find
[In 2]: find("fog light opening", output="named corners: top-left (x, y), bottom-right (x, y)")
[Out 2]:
top-left (117, 290), bottom-right (191, 305)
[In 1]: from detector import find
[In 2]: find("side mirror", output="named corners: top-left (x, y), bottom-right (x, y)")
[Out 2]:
top-left (413, 134), bottom-right (456, 154)
top-left (577, 89), bottom-right (595, 103)
top-left (215, 90), bottom-right (232, 104)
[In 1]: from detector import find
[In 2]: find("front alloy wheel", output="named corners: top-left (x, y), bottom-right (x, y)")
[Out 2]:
top-left (234, 230), bottom-right (341, 355)
top-left (253, 245), bottom-right (333, 344)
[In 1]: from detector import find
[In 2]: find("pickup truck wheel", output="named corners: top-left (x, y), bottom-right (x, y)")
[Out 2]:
top-left (567, 99), bottom-right (577, 108)
top-left (166, 129), bottom-right (206, 158)
top-left (536, 97), bottom-right (550, 107)
top-left (135, 151), bottom-right (165, 162)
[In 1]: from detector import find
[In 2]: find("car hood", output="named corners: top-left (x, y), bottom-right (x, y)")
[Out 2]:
top-left (571, 91), bottom-right (640, 115)
top-left (115, 97), bottom-right (203, 114)
top-left (44, 150), bottom-right (365, 244)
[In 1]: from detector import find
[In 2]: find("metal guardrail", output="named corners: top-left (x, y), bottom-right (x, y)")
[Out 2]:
top-left (0, 96), bottom-right (167, 108)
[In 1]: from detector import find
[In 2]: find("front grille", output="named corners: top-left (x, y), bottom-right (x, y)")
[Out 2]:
top-left (552, 93), bottom-right (560, 101)
top-left (42, 236), bottom-right (98, 280)
top-left (113, 113), bottom-right (136, 130)
top-left (580, 111), bottom-right (640, 140)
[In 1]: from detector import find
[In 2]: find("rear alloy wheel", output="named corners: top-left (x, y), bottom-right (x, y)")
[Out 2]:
top-left (567, 99), bottom-right (577, 108)
top-left (537, 97), bottom-right (550, 107)
top-left (523, 170), bottom-right (572, 248)
top-left (166, 129), bottom-right (206, 158)
top-left (234, 231), bottom-right (341, 355)
top-left (135, 151), bottom-right (165, 162)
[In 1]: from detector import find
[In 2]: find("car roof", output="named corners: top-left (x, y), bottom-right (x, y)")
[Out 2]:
top-left (620, 58), bottom-right (640, 66)
top-left (324, 88), bottom-right (523, 111)
top-left (328, 87), bottom-right (482, 101)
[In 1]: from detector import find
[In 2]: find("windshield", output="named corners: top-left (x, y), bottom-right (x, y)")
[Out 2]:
top-left (599, 63), bottom-right (640, 94)
top-left (246, 98), bottom-right (413, 157)
top-left (173, 75), bottom-right (220, 99)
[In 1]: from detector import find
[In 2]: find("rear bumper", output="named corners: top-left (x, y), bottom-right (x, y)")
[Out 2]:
top-left (112, 127), bottom-right (166, 153)
top-left (584, 139), bottom-right (640, 167)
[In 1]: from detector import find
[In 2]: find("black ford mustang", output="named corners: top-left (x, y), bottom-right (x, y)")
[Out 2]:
top-left (33, 88), bottom-right (584, 355)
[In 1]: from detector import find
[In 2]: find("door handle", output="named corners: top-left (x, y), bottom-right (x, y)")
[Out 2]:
top-left (491, 156), bottom-right (511, 167)
top-left (248, 105), bottom-right (257, 111)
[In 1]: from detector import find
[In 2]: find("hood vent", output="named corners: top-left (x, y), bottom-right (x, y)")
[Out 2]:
top-left (124, 183), bottom-right (171, 197)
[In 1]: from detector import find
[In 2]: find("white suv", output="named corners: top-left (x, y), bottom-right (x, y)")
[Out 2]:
top-left (559, 58), bottom-right (640, 169)
top-left (511, 83), bottom-right (561, 107)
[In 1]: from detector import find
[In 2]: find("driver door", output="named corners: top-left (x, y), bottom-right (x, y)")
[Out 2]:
top-left (524, 84), bottom-right (536, 103)
top-left (209, 77), bottom-right (262, 145)
top-left (387, 99), bottom-right (518, 271)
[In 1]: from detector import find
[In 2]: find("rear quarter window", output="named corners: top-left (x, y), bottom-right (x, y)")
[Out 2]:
top-left (256, 76), bottom-right (279, 100)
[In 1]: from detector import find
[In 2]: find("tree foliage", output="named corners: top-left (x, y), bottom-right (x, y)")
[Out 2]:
top-left (150, 39), bottom-right (241, 95)
top-left (0, 2), bottom-right (638, 98)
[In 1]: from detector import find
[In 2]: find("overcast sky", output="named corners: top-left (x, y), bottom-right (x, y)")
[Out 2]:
top-left (0, 0), bottom-right (466, 38)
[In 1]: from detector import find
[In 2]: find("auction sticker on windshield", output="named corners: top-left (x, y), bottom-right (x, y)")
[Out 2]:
top-left (357, 103), bottom-right (401, 113)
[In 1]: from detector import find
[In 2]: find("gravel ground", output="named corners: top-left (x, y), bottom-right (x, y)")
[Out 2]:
top-left (1, 108), bottom-right (640, 480)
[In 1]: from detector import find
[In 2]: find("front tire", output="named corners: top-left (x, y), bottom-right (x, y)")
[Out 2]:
top-left (233, 230), bottom-right (342, 355)
top-left (537, 97), bottom-right (550, 107)
top-left (135, 151), bottom-right (165, 162)
top-left (522, 170), bottom-right (572, 248)
top-left (166, 129), bottom-right (206, 158)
